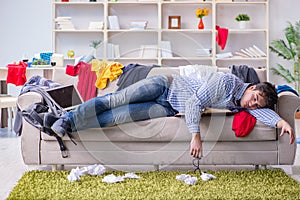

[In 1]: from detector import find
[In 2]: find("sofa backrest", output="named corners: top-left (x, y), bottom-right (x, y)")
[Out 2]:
top-left (147, 67), bottom-right (267, 81)
top-left (53, 66), bottom-right (267, 98)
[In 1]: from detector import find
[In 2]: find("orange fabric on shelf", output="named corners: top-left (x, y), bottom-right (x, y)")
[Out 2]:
top-left (6, 62), bottom-right (28, 86)
top-left (91, 59), bottom-right (124, 89)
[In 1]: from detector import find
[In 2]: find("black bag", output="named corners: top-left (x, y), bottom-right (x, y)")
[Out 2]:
top-left (21, 87), bottom-right (74, 158)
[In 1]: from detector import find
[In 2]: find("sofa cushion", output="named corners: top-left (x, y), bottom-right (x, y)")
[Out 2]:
top-left (42, 115), bottom-right (276, 142)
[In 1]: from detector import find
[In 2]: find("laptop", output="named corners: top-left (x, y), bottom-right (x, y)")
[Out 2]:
top-left (46, 85), bottom-right (83, 111)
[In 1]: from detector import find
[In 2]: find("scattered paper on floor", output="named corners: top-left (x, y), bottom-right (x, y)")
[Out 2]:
top-left (67, 164), bottom-right (106, 182)
top-left (176, 172), bottom-right (216, 185)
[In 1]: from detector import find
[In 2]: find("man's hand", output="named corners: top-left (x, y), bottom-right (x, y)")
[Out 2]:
top-left (277, 120), bottom-right (295, 144)
top-left (190, 133), bottom-right (202, 158)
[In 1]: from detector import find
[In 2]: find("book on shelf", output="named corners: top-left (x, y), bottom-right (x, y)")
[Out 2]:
top-left (54, 17), bottom-right (72, 22)
top-left (216, 52), bottom-right (233, 59)
top-left (235, 45), bottom-right (266, 58)
top-left (240, 49), bottom-right (254, 58)
top-left (107, 43), bottom-right (115, 59)
top-left (108, 16), bottom-right (120, 30)
top-left (114, 45), bottom-right (120, 59)
top-left (55, 17), bottom-right (75, 30)
top-left (244, 48), bottom-right (257, 58)
top-left (130, 21), bottom-right (148, 30)
top-left (248, 47), bottom-right (262, 57)
top-left (196, 48), bottom-right (212, 57)
top-left (88, 21), bottom-right (104, 30)
top-left (160, 41), bottom-right (173, 58)
top-left (253, 45), bottom-right (266, 57)
top-left (104, 43), bottom-right (120, 59)
top-left (235, 51), bottom-right (251, 58)
top-left (140, 45), bottom-right (158, 58)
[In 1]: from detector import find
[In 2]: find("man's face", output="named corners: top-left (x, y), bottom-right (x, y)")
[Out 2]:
top-left (240, 85), bottom-right (266, 110)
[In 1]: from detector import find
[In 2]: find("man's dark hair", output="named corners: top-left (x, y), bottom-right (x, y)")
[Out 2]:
top-left (255, 82), bottom-right (278, 110)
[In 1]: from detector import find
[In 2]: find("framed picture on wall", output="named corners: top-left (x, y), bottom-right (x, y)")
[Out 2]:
top-left (168, 16), bottom-right (181, 29)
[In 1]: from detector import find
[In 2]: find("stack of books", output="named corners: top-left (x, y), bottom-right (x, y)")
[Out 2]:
top-left (235, 45), bottom-right (267, 58)
top-left (216, 52), bottom-right (233, 58)
top-left (130, 21), bottom-right (148, 30)
top-left (196, 48), bottom-right (212, 57)
top-left (88, 21), bottom-right (104, 30)
top-left (55, 17), bottom-right (75, 30)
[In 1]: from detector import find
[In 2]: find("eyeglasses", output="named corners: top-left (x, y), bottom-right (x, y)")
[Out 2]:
top-left (192, 157), bottom-right (202, 175)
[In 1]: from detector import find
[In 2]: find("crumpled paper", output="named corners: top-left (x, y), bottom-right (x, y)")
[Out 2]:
top-left (176, 174), bottom-right (198, 185)
top-left (67, 164), bottom-right (106, 182)
top-left (102, 174), bottom-right (124, 183)
top-left (102, 172), bottom-right (140, 184)
top-left (176, 172), bottom-right (216, 185)
top-left (200, 172), bottom-right (216, 181)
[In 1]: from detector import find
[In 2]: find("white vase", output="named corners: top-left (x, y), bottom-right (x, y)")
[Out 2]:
top-left (239, 21), bottom-right (247, 29)
top-left (90, 48), bottom-right (97, 58)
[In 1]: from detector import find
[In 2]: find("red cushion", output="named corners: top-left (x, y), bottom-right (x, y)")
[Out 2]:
top-left (232, 111), bottom-right (256, 137)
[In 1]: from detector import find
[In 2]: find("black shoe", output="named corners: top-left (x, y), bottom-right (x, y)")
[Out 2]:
top-left (44, 113), bottom-right (60, 129)
top-left (51, 118), bottom-right (70, 137)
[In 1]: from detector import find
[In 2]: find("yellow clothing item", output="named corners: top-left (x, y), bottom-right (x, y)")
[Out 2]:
top-left (91, 59), bottom-right (124, 89)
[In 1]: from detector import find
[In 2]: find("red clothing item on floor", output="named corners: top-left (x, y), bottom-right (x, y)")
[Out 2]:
top-left (6, 62), bottom-right (27, 86)
top-left (76, 62), bottom-right (97, 102)
top-left (232, 110), bottom-right (256, 137)
top-left (216, 26), bottom-right (229, 50)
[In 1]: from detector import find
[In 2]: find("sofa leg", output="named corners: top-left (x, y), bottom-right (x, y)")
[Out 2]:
top-left (52, 165), bottom-right (58, 172)
top-left (261, 165), bottom-right (267, 170)
top-left (254, 165), bottom-right (267, 170)
top-left (154, 164), bottom-right (159, 171)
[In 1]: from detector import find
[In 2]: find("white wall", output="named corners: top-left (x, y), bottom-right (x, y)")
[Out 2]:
top-left (0, 0), bottom-right (52, 67)
top-left (0, 0), bottom-right (300, 85)
top-left (269, 0), bottom-right (300, 85)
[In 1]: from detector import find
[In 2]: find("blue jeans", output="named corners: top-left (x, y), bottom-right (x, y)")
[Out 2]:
top-left (64, 75), bottom-right (177, 131)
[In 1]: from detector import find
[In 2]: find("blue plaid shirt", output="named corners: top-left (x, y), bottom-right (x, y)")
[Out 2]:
top-left (167, 72), bottom-right (282, 134)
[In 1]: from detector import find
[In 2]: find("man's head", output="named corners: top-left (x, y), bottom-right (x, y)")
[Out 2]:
top-left (240, 82), bottom-right (278, 110)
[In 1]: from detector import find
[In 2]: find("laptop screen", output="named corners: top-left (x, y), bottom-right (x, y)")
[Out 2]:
top-left (46, 85), bottom-right (83, 110)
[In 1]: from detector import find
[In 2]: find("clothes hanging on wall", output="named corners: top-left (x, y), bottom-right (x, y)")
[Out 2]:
top-left (216, 26), bottom-right (228, 50)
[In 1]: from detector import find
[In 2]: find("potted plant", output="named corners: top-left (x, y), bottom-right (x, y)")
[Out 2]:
top-left (235, 14), bottom-right (250, 29)
top-left (269, 20), bottom-right (300, 94)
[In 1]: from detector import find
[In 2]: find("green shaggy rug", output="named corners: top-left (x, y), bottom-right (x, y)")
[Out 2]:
top-left (7, 169), bottom-right (300, 200)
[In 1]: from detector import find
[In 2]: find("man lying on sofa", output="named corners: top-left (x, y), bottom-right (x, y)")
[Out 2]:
top-left (47, 72), bottom-right (295, 158)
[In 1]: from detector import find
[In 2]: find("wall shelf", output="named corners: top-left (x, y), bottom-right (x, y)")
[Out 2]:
top-left (52, 0), bottom-right (268, 69)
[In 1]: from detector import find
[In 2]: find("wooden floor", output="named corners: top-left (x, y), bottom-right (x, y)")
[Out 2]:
top-left (1, 128), bottom-right (300, 200)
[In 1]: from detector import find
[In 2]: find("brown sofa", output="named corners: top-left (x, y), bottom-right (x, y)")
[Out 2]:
top-left (17, 67), bottom-right (300, 171)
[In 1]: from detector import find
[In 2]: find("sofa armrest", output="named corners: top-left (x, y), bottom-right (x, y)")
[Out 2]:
top-left (276, 92), bottom-right (300, 164)
top-left (16, 92), bottom-right (43, 164)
